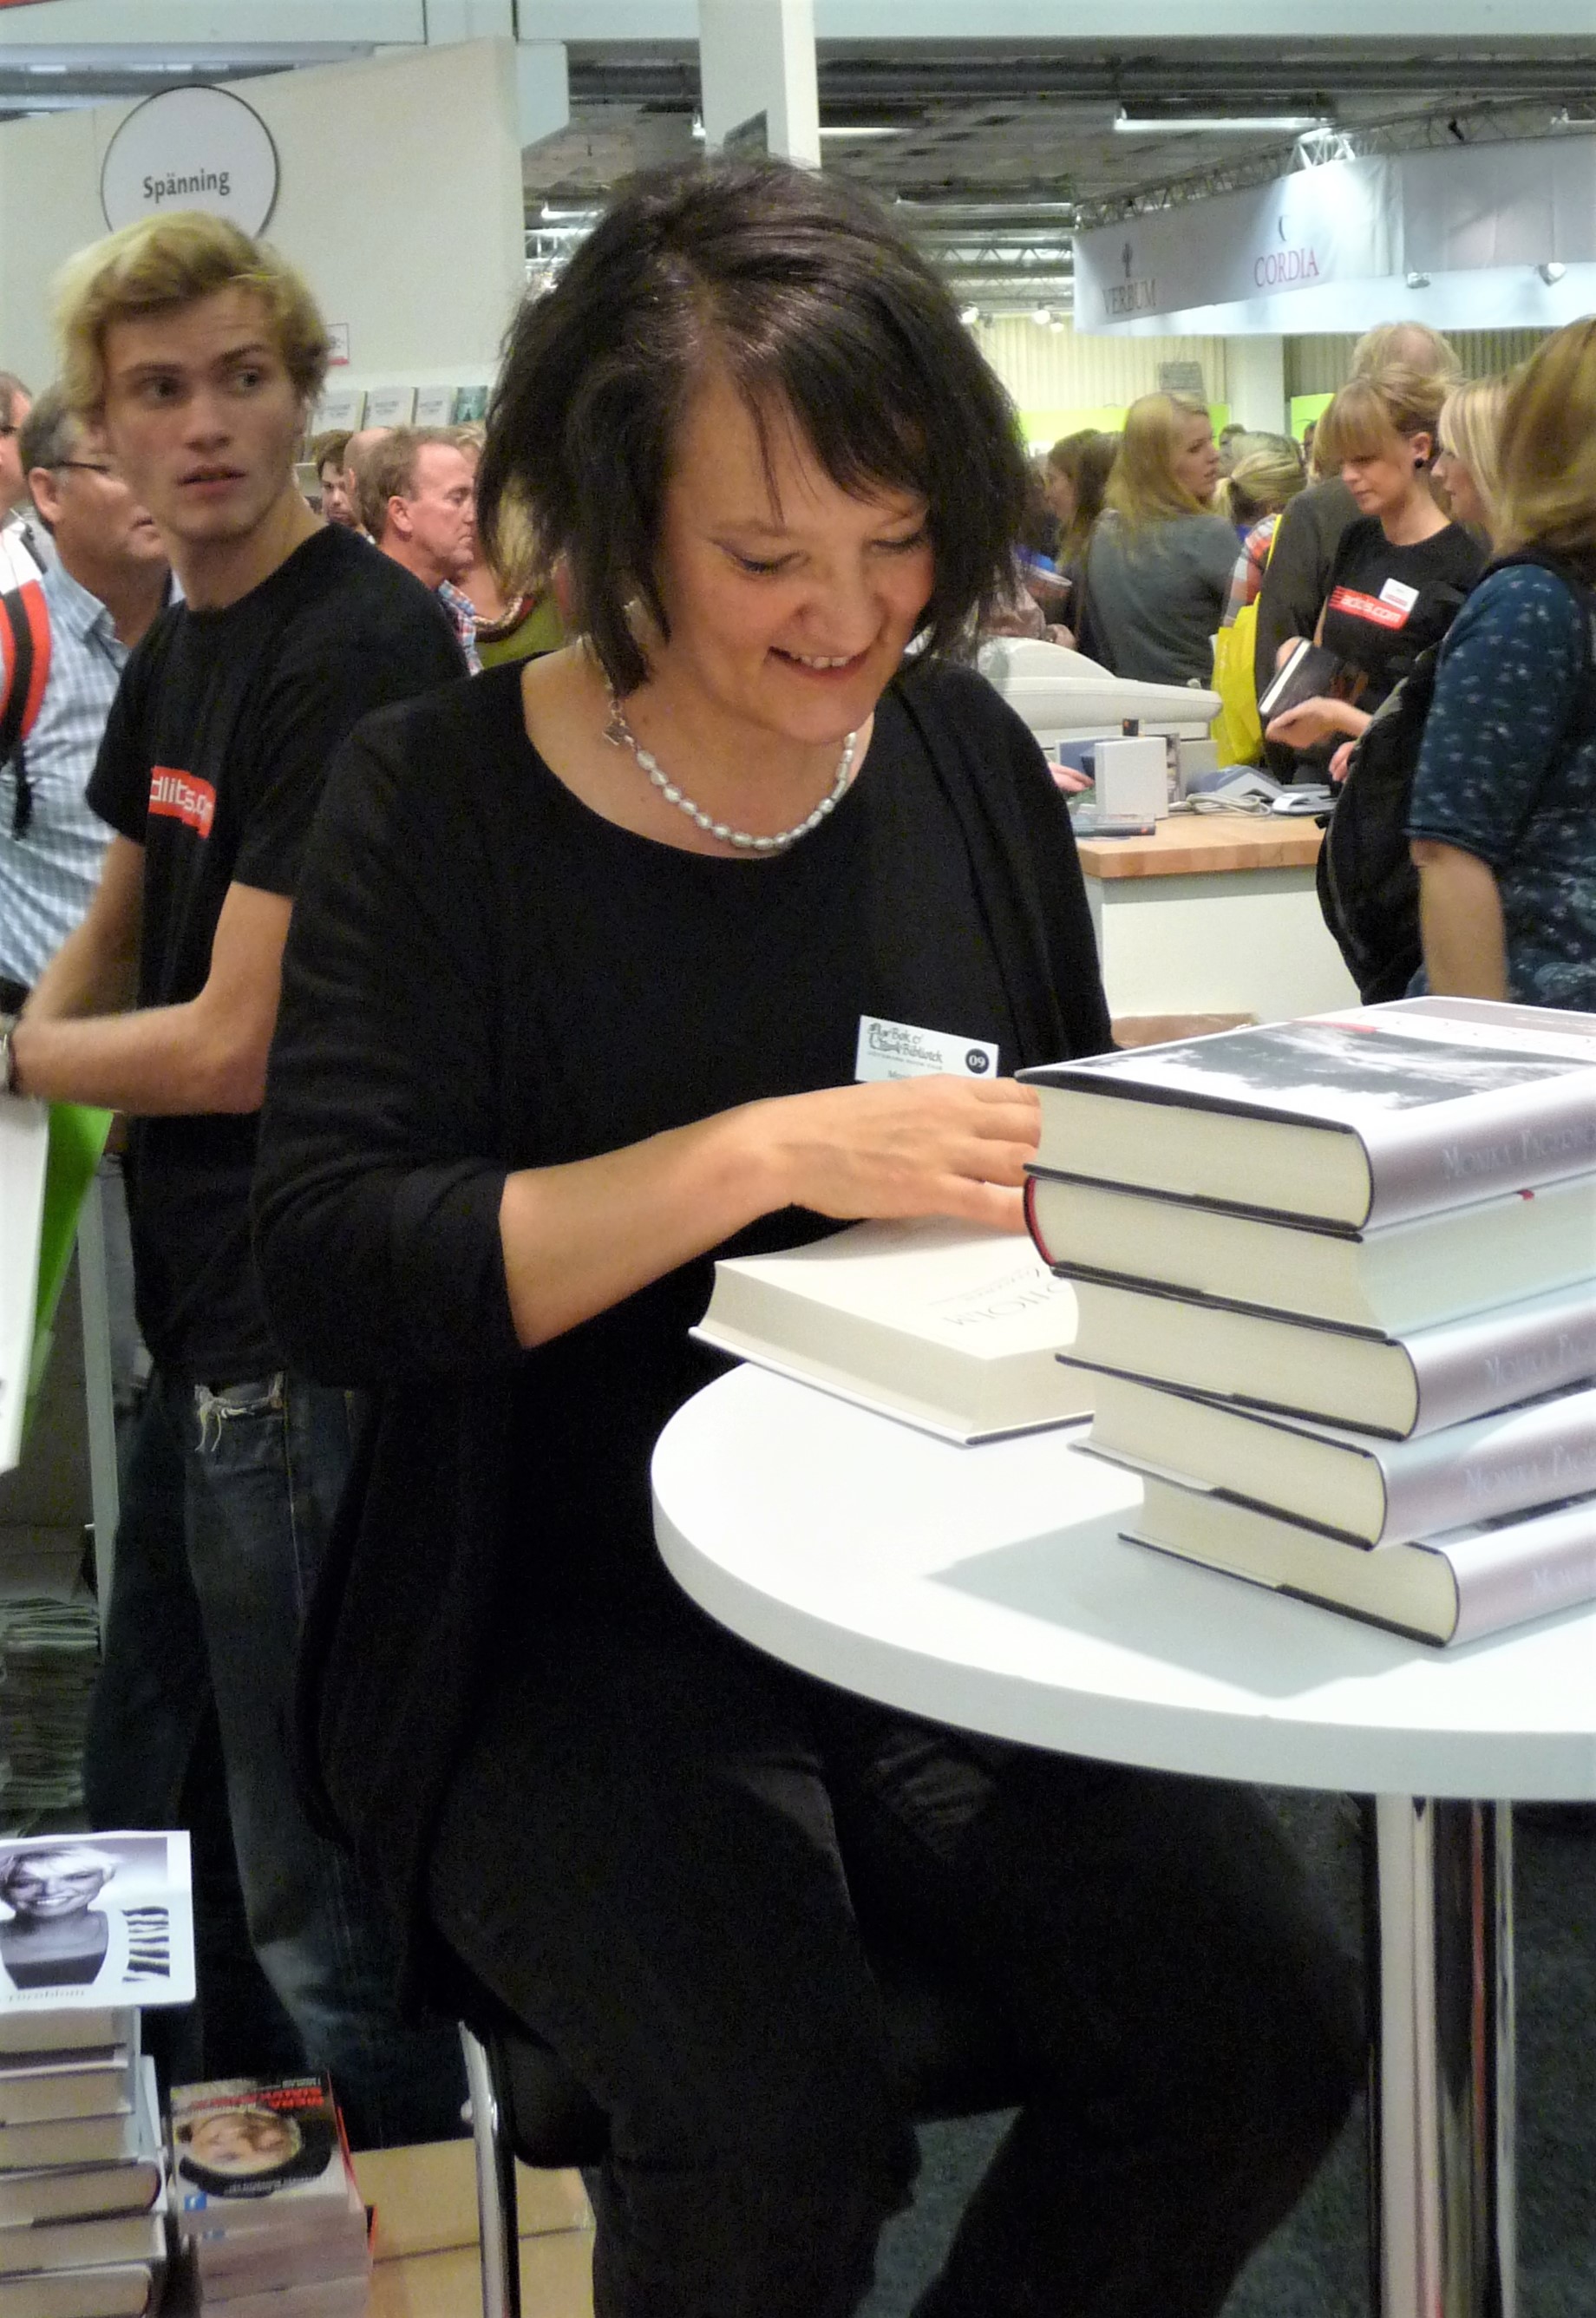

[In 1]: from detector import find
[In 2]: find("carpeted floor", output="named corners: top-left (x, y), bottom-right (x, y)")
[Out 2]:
top-left (863, 1791), bottom-right (1596, 2316)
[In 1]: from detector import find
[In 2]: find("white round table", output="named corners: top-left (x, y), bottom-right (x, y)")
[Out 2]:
top-left (652, 1364), bottom-right (1596, 2318)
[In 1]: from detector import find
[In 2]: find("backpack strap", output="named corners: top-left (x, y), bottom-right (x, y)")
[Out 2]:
top-left (0, 581), bottom-right (50, 838)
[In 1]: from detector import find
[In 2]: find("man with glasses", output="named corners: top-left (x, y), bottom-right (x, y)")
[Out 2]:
top-left (0, 385), bottom-right (169, 1011)
top-left (0, 371), bottom-right (46, 588)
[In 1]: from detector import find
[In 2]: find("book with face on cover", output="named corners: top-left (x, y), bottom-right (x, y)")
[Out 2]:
top-left (692, 1218), bottom-right (1093, 1444)
top-left (0, 1834), bottom-right (193, 2021)
top-left (171, 2076), bottom-right (366, 2259)
top-left (1019, 998), bottom-right (1596, 1230)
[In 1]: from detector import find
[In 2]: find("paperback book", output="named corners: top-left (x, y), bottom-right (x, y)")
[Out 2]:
top-left (1019, 997), bottom-right (1596, 1229)
top-left (0, 2263), bottom-right (157, 2317)
top-left (693, 1218), bottom-right (1091, 1444)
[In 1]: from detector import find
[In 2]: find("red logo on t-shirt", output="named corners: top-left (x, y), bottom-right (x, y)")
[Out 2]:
top-left (147, 766), bottom-right (216, 839)
top-left (1327, 586), bottom-right (1410, 632)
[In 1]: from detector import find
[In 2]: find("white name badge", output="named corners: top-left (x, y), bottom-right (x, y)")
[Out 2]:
top-left (855, 1016), bottom-right (1000, 1084)
top-left (1380, 577), bottom-right (1420, 612)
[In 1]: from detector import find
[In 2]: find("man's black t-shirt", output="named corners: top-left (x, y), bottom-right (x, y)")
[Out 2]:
top-left (88, 522), bottom-right (466, 1383)
top-left (1318, 515), bottom-right (1483, 712)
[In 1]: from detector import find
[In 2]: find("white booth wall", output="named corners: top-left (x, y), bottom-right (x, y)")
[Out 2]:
top-left (0, 38), bottom-right (527, 414)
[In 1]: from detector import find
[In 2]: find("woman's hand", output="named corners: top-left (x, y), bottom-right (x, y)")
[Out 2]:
top-left (499, 1076), bottom-right (1041, 1347)
top-left (745, 1075), bottom-right (1042, 1234)
top-left (1328, 740), bottom-right (1357, 784)
top-left (1265, 696), bottom-right (1371, 750)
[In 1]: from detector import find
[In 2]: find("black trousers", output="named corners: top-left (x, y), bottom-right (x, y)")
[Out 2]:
top-left (428, 1601), bottom-right (1361, 2318)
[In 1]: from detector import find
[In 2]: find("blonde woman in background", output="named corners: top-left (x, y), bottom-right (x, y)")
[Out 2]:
top-left (1432, 375), bottom-right (1508, 537)
top-left (1221, 437), bottom-right (1309, 625)
top-left (1265, 363), bottom-right (1482, 763)
top-left (1081, 392), bottom-right (1238, 684)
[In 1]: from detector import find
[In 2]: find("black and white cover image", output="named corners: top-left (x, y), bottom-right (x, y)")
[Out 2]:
top-left (0, 1831), bottom-right (194, 2011)
top-left (1063, 1004), bottom-right (1596, 1122)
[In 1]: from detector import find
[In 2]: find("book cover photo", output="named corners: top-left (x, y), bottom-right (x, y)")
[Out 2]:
top-left (0, 1836), bottom-right (193, 2014)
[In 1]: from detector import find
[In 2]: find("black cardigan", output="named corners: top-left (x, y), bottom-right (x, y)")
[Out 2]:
top-left (252, 657), bottom-right (1112, 2010)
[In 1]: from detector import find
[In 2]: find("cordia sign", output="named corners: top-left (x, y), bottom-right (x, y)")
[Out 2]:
top-left (101, 87), bottom-right (279, 237)
top-left (1253, 245), bottom-right (1322, 286)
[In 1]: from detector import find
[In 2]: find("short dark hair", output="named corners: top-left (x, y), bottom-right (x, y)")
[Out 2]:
top-left (479, 159), bottom-right (1030, 695)
top-left (0, 371), bottom-right (28, 432)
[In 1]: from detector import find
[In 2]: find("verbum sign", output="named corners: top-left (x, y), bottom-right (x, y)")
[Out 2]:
top-left (1075, 157), bottom-right (1393, 334)
top-left (101, 87), bottom-right (279, 237)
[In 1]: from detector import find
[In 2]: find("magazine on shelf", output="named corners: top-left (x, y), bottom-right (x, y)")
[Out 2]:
top-left (0, 1834), bottom-right (193, 2016)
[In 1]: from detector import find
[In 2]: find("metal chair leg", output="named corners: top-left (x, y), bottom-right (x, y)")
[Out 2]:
top-left (461, 2023), bottom-right (522, 2318)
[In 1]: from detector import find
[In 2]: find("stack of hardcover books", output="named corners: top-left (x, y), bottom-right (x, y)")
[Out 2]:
top-left (169, 2076), bottom-right (370, 2317)
top-left (1021, 999), bottom-right (1596, 1646)
top-left (0, 1831), bottom-right (196, 2317)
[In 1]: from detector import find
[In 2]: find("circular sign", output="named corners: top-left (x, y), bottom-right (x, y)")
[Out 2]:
top-left (101, 86), bottom-right (279, 237)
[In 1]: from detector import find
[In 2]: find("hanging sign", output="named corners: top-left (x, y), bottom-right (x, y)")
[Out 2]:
top-left (101, 87), bottom-right (279, 237)
top-left (1075, 157), bottom-right (1396, 335)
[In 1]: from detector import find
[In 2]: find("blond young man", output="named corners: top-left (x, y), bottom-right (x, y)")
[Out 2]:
top-left (0, 213), bottom-right (466, 2144)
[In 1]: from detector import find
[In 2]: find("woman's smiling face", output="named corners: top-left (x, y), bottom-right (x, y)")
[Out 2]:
top-left (646, 368), bottom-right (936, 763)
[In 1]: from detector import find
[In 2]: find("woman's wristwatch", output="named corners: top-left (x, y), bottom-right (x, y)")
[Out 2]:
top-left (0, 1012), bottom-right (20, 1097)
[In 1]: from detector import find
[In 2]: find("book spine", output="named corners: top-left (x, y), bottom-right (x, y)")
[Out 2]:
top-left (1449, 1500), bottom-right (1596, 1646)
top-left (1367, 1074), bottom-right (1596, 1227)
top-left (1412, 1298), bottom-right (1596, 1433)
top-left (1383, 1391), bottom-right (1596, 1542)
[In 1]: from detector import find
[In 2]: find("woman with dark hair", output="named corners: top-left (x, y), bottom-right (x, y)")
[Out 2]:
top-left (254, 160), bottom-right (1358, 2318)
top-left (1042, 427), bottom-right (1117, 655)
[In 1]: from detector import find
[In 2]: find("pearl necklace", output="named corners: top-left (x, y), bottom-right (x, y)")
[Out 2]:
top-left (604, 686), bottom-right (859, 854)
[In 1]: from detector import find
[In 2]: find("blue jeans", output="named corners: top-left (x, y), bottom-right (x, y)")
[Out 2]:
top-left (85, 1366), bottom-right (465, 2148)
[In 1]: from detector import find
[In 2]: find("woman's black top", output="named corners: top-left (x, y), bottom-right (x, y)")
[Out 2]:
top-left (253, 657), bottom-right (1112, 2005)
top-left (1318, 515), bottom-right (1484, 712)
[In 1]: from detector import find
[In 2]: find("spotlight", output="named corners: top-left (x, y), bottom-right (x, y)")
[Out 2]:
top-left (958, 304), bottom-right (981, 326)
top-left (1537, 260), bottom-right (1567, 285)
top-left (1031, 307), bottom-right (1052, 325)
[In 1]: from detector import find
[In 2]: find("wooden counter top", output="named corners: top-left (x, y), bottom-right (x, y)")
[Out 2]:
top-left (1075, 809), bottom-right (1325, 881)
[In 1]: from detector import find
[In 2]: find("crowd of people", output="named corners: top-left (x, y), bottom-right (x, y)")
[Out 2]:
top-left (0, 151), bottom-right (1588, 2318)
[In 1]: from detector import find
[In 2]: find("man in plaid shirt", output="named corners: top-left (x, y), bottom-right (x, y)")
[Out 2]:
top-left (0, 385), bottom-right (169, 1012)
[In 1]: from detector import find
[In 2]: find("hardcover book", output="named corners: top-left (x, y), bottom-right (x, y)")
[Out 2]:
top-left (1256, 638), bottom-right (1370, 723)
top-left (1087, 1371), bottom-right (1596, 1548)
top-left (1124, 1471), bottom-right (1596, 1647)
top-left (0, 2061), bottom-right (160, 2235)
top-left (0, 2262), bottom-right (156, 2317)
top-left (693, 1218), bottom-right (1092, 1444)
top-left (1059, 1275), bottom-right (1596, 1440)
top-left (1025, 1167), bottom-right (1596, 1336)
top-left (1019, 998), bottom-right (1596, 1229)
